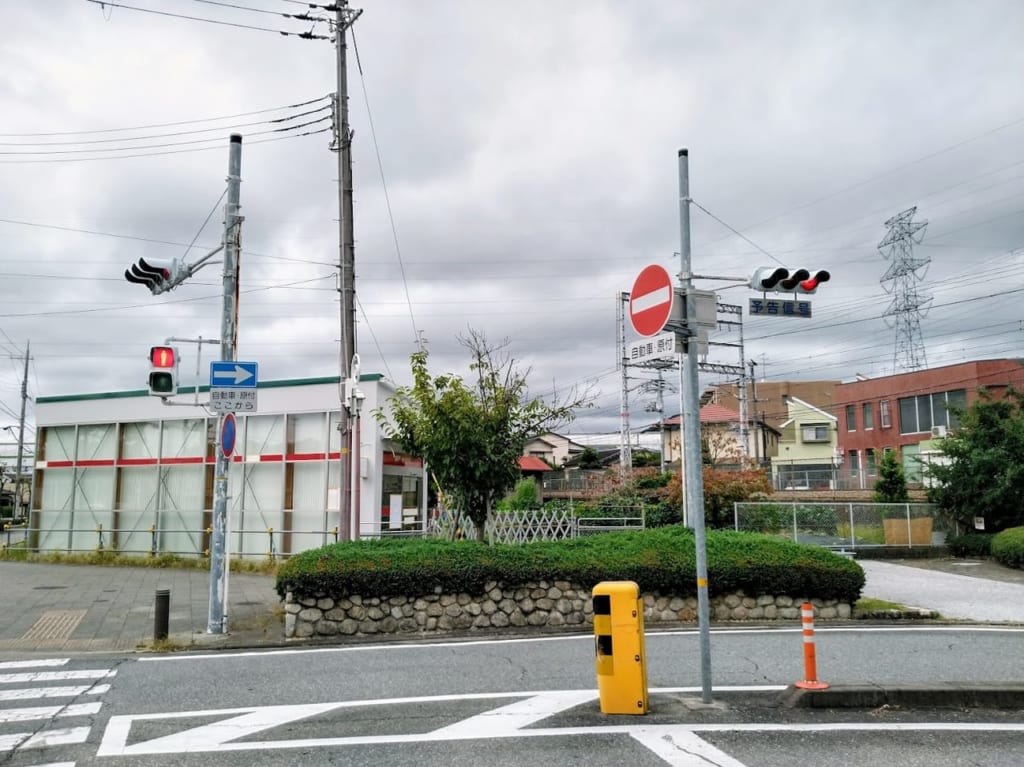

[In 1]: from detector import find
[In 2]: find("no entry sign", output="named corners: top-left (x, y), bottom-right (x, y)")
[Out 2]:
top-left (629, 264), bottom-right (675, 337)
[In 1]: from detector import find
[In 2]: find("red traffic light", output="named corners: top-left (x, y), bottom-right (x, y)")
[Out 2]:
top-left (150, 346), bottom-right (176, 368)
top-left (799, 270), bottom-right (831, 292)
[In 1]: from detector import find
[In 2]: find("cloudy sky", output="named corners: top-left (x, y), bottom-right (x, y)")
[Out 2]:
top-left (2, 0), bottom-right (1023, 451)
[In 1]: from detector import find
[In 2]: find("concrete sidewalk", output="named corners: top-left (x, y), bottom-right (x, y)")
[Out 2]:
top-left (0, 561), bottom-right (282, 654)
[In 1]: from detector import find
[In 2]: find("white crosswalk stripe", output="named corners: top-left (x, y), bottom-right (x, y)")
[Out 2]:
top-left (0, 656), bottom-right (115, 766)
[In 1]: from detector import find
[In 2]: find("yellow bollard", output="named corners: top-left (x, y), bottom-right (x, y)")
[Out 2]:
top-left (592, 580), bottom-right (648, 715)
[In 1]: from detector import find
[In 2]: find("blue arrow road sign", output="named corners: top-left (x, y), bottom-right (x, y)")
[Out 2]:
top-left (210, 361), bottom-right (258, 388)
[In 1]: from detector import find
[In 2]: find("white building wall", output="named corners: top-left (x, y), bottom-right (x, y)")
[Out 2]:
top-left (31, 376), bottom-right (426, 558)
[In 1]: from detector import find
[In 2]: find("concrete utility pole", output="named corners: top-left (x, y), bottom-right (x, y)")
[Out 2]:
top-left (208, 134), bottom-right (243, 635)
top-left (618, 293), bottom-right (632, 472)
top-left (14, 341), bottom-right (28, 522)
top-left (332, 1), bottom-right (360, 541)
top-left (676, 149), bottom-right (712, 704)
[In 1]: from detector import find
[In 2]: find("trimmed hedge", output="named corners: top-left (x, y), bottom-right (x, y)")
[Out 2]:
top-left (275, 527), bottom-right (864, 604)
top-left (947, 533), bottom-right (994, 558)
top-left (991, 527), bottom-right (1024, 569)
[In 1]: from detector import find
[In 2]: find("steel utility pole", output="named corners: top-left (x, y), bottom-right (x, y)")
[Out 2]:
top-left (208, 134), bottom-right (243, 635)
top-left (14, 341), bottom-right (28, 522)
top-left (677, 149), bottom-right (712, 704)
top-left (333, 1), bottom-right (360, 541)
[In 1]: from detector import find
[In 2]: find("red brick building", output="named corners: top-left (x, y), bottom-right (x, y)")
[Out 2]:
top-left (834, 358), bottom-right (1024, 487)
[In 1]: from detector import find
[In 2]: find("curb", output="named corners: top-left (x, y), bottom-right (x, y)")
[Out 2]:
top-left (782, 683), bottom-right (1024, 709)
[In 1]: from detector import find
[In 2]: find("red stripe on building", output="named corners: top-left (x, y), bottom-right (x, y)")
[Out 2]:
top-left (285, 453), bottom-right (327, 462)
top-left (117, 458), bottom-right (159, 466)
top-left (44, 460), bottom-right (74, 468)
top-left (77, 459), bottom-right (115, 467)
top-left (258, 454), bottom-right (284, 462)
top-left (160, 457), bottom-right (205, 465)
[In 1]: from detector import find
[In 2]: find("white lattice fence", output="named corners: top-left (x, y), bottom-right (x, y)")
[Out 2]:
top-left (486, 508), bottom-right (575, 545)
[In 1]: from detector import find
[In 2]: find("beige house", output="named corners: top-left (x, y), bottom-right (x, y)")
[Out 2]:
top-left (660, 404), bottom-right (780, 468)
top-left (771, 395), bottom-right (839, 490)
top-left (522, 432), bottom-right (585, 468)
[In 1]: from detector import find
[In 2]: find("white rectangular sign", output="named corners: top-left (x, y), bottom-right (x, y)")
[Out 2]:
top-left (209, 388), bottom-right (258, 413)
top-left (627, 332), bottom-right (681, 363)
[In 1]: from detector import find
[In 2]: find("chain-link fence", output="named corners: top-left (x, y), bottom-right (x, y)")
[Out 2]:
top-left (733, 501), bottom-right (946, 550)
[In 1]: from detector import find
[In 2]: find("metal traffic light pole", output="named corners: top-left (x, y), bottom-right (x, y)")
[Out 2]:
top-left (207, 134), bottom-right (243, 635)
top-left (676, 149), bottom-right (713, 704)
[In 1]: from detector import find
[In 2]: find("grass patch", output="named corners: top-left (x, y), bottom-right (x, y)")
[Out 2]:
top-left (0, 548), bottom-right (278, 574)
top-left (854, 597), bottom-right (908, 612)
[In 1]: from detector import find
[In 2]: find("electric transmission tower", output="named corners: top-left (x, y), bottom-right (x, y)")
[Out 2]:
top-left (879, 207), bottom-right (930, 372)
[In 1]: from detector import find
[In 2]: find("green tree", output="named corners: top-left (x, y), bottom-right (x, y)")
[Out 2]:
top-left (377, 331), bottom-right (589, 540)
top-left (926, 387), bottom-right (1024, 533)
top-left (873, 450), bottom-right (909, 503)
top-left (577, 446), bottom-right (603, 469)
top-left (498, 478), bottom-right (539, 511)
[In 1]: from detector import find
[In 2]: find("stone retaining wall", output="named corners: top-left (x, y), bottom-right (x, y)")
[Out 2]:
top-left (283, 580), bottom-right (853, 639)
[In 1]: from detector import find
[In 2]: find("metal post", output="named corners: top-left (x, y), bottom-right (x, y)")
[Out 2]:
top-left (208, 134), bottom-right (243, 635)
top-left (677, 149), bottom-right (713, 704)
top-left (154, 589), bottom-right (170, 641)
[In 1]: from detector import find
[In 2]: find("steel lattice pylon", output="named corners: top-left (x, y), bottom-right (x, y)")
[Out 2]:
top-left (879, 207), bottom-right (930, 372)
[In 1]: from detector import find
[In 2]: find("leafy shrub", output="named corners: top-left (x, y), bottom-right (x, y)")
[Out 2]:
top-left (275, 527), bottom-right (865, 604)
top-left (497, 478), bottom-right (540, 511)
top-left (991, 527), bottom-right (1024, 569)
top-left (667, 469), bottom-right (773, 529)
top-left (947, 533), bottom-right (994, 558)
top-left (796, 505), bottom-right (839, 535)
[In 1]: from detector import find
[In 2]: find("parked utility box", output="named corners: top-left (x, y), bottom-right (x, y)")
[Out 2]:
top-left (592, 580), bottom-right (648, 715)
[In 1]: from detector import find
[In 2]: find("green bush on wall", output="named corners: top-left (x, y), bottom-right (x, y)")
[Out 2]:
top-left (275, 526), bottom-right (865, 604)
top-left (991, 527), bottom-right (1024, 569)
top-left (947, 533), bottom-right (994, 558)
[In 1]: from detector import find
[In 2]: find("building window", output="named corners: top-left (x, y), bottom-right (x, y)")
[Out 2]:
top-left (848, 449), bottom-right (859, 474)
top-left (880, 400), bottom-right (891, 428)
top-left (898, 389), bottom-right (967, 434)
top-left (801, 424), bottom-right (831, 443)
top-left (845, 404), bottom-right (856, 432)
top-left (863, 403), bottom-right (874, 431)
top-left (866, 448), bottom-right (877, 474)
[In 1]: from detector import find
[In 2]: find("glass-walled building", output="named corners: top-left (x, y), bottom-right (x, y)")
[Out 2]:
top-left (30, 375), bottom-right (425, 558)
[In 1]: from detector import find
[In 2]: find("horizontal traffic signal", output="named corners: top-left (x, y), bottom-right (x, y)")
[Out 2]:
top-left (125, 257), bottom-right (188, 295)
top-left (148, 345), bottom-right (179, 397)
top-left (749, 267), bottom-right (830, 294)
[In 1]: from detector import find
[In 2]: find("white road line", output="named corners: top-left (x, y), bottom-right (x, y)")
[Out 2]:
top-left (0, 701), bottom-right (103, 723)
top-left (0, 684), bottom-right (111, 702)
top-left (0, 669), bottom-right (116, 685)
top-left (0, 726), bottom-right (90, 752)
top-left (140, 625), bottom-right (1024, 662)
top-left (0, 659), bottom-right (69, 670)
top-left (430, 690), bottom-right (597, 737)
top-left (631, 727), bottom-right (749, 767)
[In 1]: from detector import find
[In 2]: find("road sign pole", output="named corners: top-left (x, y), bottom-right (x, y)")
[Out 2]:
top-left (677, 148), bottom-right (713, 704)
top-left (208, 134), bottom-right (243, 635)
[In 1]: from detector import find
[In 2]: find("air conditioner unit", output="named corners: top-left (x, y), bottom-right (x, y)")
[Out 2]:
top-left (931, 425), bottom-right (947, 438)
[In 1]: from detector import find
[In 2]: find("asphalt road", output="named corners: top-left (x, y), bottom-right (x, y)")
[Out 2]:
top-left (860, 558), bottom-right (1024, 622)
top-left (5, 626), bottom-right (1024, 766)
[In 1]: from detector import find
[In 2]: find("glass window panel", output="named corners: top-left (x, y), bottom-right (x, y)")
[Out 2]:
top-left (902, 443), bottom-right (921, 483)
top-left (122, 422), bottom-right (160, 459)
top-left (845, 404), bottom-right (856, 431)
top-left (43, 426), bottom-right (76, 462)
top-left (245, 415), bottom-right (284, 455)
top-left (863, 403), bottom-right (874, 430)
top-left (880, 400), bottom-right (891, 428)
top-left (161, 419), bottom-right (208, 458)
top-left (848, 449), bottom-right (859, 472)
top-left (77, 424), bottom-right (116, 460)
top-left (866, 448), bottom-right (876, 473)
top-left (917, 397), bottom-right (932, 432)
top-left (946, 389), bottom-right (967, 429)
top-left (898, 397), bottom-right (917, 434)
top-left (289, 413), bottom-right (326, 454)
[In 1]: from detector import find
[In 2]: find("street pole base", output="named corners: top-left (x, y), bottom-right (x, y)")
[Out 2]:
top-left (794, 680), bottom-right (830, 690)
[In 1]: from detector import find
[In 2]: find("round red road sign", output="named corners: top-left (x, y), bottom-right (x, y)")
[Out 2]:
top-left (629, 264), bottom-right (675, 337)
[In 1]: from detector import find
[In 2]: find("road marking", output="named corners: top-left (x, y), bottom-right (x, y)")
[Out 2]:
top-left (0, 659), bottom-right (69, 671)
top-left (139, 624), bottom-right (1024, 663)
top-left (631, 727), bottom-right (749, 767)
top-left (0, 669), bottom-right (116, 685)
top-left (0, 701), bottom-right (102, 723)
top-left (0, 726), bottom-right (90, 752)
top-left (0, 684), bottom-right (111, 702)
top-left (429, 690), bottom-right (597, 737)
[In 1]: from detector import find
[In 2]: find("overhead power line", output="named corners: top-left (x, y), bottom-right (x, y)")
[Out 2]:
top-left (84, 0), bottom-right (331, 40)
